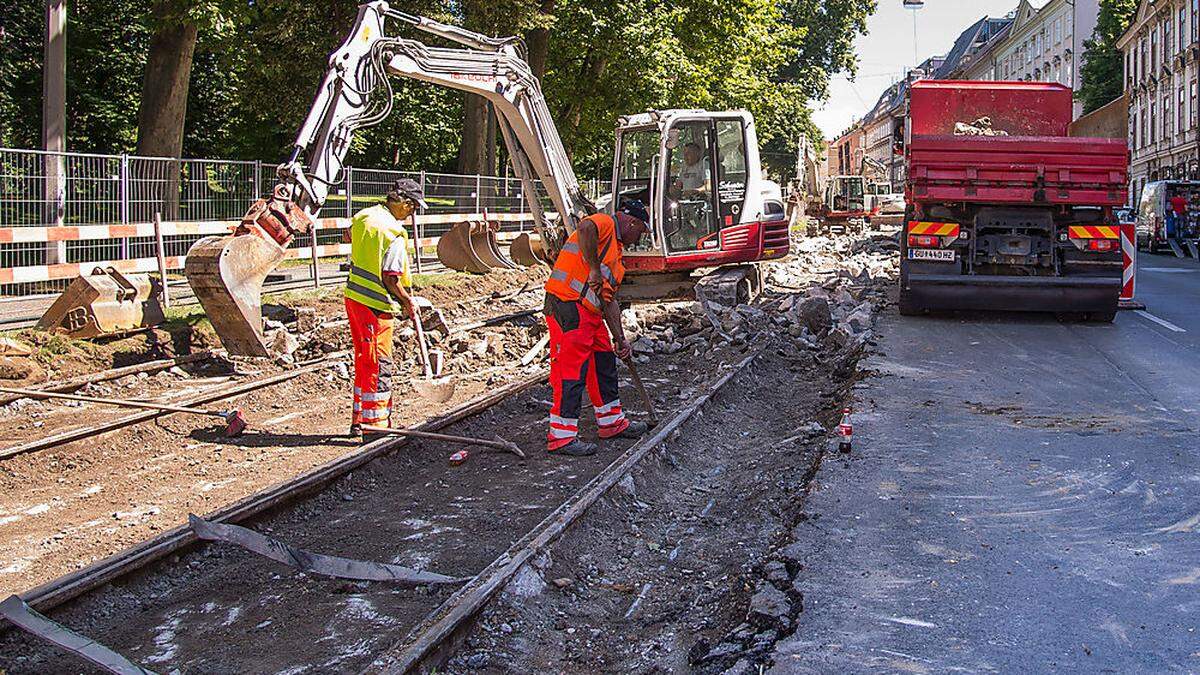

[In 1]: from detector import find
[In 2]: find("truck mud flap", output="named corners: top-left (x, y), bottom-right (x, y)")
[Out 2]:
top-left (904, 273), bottom-right (1120, 314)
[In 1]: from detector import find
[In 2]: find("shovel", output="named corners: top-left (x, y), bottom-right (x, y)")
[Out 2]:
top-left (620, 355), bottom-right (659, 426)
top-left (411, 305), bottom-right (456, 403)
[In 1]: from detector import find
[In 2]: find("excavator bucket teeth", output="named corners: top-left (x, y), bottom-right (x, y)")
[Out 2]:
top-left (509, 232), bottom-right (547, 267)
top-left (37, 267), bottom-right (165, 338)
top-left (184, 235), bottom-right (286, 357)
top-left (468, 221), bottom-right (518, 270)
top-left (437, 221), bottom-right (493, 274)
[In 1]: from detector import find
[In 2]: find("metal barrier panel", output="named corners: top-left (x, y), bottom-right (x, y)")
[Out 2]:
top-left (0, 146), bottom-right (557, 303)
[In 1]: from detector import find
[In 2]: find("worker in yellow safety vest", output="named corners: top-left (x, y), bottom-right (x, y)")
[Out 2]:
top-left (344, 179), bottom-right (425, 437)
top-left (544, 200), bottom-right (651, 457)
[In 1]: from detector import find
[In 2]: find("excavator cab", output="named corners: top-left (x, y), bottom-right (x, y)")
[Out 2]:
top-left (614, 110), bottom-right (787, 280)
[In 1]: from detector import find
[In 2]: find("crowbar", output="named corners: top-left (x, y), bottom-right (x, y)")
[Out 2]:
top-left (362, 425), bottom-right (525, 458)
top-left (620, 355), bottom-right (659, 425)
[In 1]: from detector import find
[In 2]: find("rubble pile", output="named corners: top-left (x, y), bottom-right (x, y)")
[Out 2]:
top-left (953, 116), bottom-right (1008, 136)
top-left (629, 234), bottom-right (899, 361)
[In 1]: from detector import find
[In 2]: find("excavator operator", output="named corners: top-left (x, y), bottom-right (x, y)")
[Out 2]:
top-left (344, 179), bottom-right (425, 437)
top-left (543, 200), bottom-right (652, 457)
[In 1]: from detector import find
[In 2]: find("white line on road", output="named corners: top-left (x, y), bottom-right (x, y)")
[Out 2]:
top-left (1135, 310), bottom-right (1187, 333)
top-left (1141, 267), bottom-right (1197, 273)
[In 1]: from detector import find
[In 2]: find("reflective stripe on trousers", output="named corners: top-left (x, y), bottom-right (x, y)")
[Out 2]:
top-left (544, 295), bottom-right (628, 450)
top-left (346, 297), bottom-right (395, 427)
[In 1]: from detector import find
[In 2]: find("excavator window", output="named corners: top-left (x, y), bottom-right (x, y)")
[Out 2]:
top-left (615, 128), bottom-right (660, 252)
top-left (665, 121), bottom-right (719, 252)
top-left (716, 120), bottom-right (748, 229)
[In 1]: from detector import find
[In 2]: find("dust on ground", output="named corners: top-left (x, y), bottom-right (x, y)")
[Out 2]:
top-left (0, 267), bottom-right (548, 596)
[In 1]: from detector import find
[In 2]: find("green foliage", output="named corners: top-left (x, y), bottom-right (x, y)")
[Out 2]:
top-left (0, 0), bottom-right (873, 177)
top-left (1078, 0), bottom-right (1138, 115)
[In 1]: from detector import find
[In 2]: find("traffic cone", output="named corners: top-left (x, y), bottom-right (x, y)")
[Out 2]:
top-left (836, 408), bottom-right (853, 454)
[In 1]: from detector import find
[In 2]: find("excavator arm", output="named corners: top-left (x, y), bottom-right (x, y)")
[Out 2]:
top-left (185, 1), bottom-right (592, 356)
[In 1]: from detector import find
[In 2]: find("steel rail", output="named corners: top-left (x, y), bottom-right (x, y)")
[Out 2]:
top-left (366, 348), bottom-right (762, 674)
top-left (7, 370), bottom-right (547, 619)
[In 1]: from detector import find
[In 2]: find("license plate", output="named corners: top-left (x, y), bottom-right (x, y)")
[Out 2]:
top-left (908, 248), bottom-right (956, 262)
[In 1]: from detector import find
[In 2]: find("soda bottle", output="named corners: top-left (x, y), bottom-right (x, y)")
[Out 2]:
top-left (836, 408), bottom-right (853, 454)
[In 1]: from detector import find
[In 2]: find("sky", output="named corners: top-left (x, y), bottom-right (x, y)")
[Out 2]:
top-left (812, 0), bottom-right (1049, 139)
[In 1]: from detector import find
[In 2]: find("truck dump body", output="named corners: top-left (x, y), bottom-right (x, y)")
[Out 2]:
top-left (908, 136), bottom-right (1128, 208)
top-left (901, 80), bottom-right (1130, 319)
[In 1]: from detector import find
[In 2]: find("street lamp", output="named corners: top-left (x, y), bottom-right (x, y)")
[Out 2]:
top-left (904, 0), bottom-right (925, 68)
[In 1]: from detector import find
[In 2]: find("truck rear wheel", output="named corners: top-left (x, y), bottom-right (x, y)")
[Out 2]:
top-left (898, 285), bottom-right (923, 316)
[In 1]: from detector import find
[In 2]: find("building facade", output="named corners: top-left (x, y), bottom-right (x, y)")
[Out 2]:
top-left (980, 0), bottom-right (1101, 118)
top-left (1119, 0), bottom-right (1200, 204)
top-left (827, 123), bottom-right (863, 178)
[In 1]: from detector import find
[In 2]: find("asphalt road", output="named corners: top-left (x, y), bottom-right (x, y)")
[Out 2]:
top-left (770, 252), bottom-right (1200, 673)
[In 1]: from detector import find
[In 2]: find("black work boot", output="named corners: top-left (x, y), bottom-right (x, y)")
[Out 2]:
top-left (615, 420), bottom-right (650, 439)
top-left (553, 439), bottom-right (598, 457)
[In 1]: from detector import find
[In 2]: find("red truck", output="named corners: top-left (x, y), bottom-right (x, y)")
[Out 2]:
top-left (901, 81), bottom-right (1129, 321)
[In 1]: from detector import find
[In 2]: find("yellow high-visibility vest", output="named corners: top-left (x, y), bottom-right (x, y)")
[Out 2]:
top-left (344, 205), bottom-right (411, 314)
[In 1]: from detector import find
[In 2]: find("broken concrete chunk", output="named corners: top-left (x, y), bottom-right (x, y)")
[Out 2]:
top-left (270, 330), bottom-right (299, 357)
top-left (792, 296), bottom-right (832, 336)
top-left (748, 581), bottom-right (792, 628)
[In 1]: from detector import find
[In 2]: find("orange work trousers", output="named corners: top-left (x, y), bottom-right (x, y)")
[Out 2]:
top-left (544, 295), bottom-right (628, 451)
top-left (346, 297), bottom-right (395, 427)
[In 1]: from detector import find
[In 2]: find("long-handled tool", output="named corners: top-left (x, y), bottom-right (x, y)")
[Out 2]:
top-left (620, 355), bottom-right (659, 426)
top-left (410, 304), bottom-right (456, 403)
top-left (360, 425), bottom-right (525, 458)
top-left (0, 386), bottom-right (247, 437)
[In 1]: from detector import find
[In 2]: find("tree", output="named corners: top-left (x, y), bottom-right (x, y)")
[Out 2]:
top-left (1078, 0), bottom-right (1138, 114)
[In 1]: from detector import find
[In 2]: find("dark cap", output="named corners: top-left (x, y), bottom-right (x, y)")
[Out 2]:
top-left (619, 199), bottom-right (649, 225)
top-left (388, 178), bottom-right (428, 209)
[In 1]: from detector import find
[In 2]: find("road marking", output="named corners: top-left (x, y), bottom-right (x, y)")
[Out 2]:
top-left (1135, 310), bottom-right (1187, 333)
top-left (1141, 267), bottom-right (1196, 273)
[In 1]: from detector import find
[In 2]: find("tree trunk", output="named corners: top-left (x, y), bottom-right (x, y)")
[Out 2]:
top-left (526, 0), bottom-right (556, 81)
top-left (560, 51), bottom-right (609, 148)
top-left (457, 94), bottom-right (490, 175)
top-left (135, 1), bottom-right (197, 220)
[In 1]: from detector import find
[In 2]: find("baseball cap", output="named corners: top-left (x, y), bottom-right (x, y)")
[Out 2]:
top-left (388, 178), bottom-right (428, 209)
top-left (619, 199), bottom-right (650, 224)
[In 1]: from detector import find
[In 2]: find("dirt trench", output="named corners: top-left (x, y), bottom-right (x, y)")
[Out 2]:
top-left (444, 344), bottom-right (865, 674)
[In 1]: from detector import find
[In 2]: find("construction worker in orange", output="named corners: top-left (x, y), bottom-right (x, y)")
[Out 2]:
top-left (344, 179), bottom-right (426, 437)
top-left (544, 201), bottom-right (652, 457)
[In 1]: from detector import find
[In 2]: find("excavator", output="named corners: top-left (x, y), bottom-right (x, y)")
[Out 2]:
top-left (185, 2), bottom-right (791, 356)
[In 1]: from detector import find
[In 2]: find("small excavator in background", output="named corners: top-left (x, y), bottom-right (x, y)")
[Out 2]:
top-left (185, 1), bottom-right (790, 356)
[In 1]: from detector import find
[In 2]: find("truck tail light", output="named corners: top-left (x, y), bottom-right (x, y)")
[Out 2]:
top-left (908, 234), bottom-right (939, 248)
top-left (1087, 239), bottom-right (1115, 252)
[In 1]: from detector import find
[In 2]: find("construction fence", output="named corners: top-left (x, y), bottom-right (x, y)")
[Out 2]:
top-left (0, 147), bottom-right (596, 304)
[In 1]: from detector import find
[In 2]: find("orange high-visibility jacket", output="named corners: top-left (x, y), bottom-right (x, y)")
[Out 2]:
top-left (544, 213), bottom-right (625, 314)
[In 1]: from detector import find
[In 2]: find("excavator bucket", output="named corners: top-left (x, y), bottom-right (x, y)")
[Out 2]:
top-left (509, 232), bottom-right (548, 267)
top-left (37, 267), bottom-right (165, 338)
top-left (469, 221), bottom-right (518, 270)
top-left (184, 234), bottom-right (286, 357)
top-left (437, 221), bottom-right (494, 274)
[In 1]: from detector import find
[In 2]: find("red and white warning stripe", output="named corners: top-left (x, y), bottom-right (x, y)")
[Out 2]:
top-left (1120, 221), bottom-right (1137, 302)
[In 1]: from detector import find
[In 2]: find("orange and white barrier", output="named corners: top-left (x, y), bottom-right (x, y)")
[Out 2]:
top-left (0, 212), bottom-right (546, 285)
top-left (1120, 221), bottom-right (1138, 305)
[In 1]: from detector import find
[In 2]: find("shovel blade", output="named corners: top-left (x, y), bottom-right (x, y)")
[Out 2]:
top-left (413, 377), bottom-right (455, 403)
